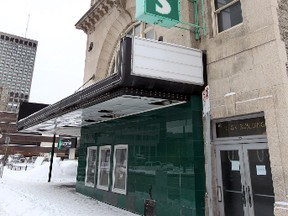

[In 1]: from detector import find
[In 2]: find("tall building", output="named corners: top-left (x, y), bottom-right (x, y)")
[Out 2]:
top-left (0, 32), bottom-right (63, 157)
top-left (0, 85), bottom-right (9, 111)
top-left (17, 0), bottom-right (288, 216)
top-left (0, 31), bottom-right (37, 112)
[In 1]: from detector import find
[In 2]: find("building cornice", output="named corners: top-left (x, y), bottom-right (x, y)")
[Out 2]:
top-left (75, 0), bottom-right (123, 34)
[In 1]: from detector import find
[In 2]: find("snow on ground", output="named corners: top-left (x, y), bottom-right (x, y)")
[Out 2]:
top-left (0, 158), bottom-right (139, 216)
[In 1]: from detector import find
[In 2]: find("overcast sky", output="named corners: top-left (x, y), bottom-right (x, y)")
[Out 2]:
top-left (0, 0), bottom-right (90, 104)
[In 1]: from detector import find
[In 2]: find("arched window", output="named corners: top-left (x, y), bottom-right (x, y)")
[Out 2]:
top-left (126, 23), bottom-right (156, 39)
top-left (107, 22), bottom-right (157, 77)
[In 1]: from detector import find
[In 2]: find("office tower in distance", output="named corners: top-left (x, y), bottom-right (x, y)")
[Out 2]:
top-left (0, 85), bottom-right (9, 111)
top-left (0, 31), bottom-right (37, 112)
top-left (0, 85), bottom-right (9, 112)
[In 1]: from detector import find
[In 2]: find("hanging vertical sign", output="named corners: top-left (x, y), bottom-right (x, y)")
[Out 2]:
top-left (136, 0), bottom-right (180, 28)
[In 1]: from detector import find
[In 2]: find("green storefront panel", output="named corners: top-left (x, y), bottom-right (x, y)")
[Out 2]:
top-left (76, 96), bottom-right (205, 216)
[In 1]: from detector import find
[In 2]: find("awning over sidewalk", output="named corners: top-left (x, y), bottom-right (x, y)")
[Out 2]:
top-left (17, 36), bottom-right (205, 136)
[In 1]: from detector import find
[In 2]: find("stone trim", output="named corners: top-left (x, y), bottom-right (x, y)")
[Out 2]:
top-left (75, 0), bottom-right (123, 34)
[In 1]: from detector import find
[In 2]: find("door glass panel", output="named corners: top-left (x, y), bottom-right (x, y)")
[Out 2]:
top-left (85, 147), bottom-right (97, 187)
top-left (247, 149), bottom-right (274, 216)
top-left (220, 150), bottom-right (244, 216)
top-left (97, 146), bottom-right (111, 190)
top-left (112, 145), bottom-right (128, 194)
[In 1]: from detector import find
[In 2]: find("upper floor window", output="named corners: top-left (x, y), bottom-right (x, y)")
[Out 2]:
top-left (126, 22), bottom-right (156, 40)
top-left (214, 0), bottom-right (243, 32)
top-left (126, 23), bottom-right (141, 37)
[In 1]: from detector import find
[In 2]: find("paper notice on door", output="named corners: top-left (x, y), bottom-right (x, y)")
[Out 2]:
top-left (256, 165), bottom-right (266, 176)
top-left (231, 160), bottom-right (240, 171)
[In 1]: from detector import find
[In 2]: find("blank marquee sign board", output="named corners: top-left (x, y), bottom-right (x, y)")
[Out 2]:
top-left (136, 0), bottom-right (180, 28)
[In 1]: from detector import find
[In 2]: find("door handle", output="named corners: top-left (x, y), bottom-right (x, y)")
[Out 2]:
top-left (247, 186), bottom-right (252, 207)
top-left (242, 185), bottom-right (246, 206)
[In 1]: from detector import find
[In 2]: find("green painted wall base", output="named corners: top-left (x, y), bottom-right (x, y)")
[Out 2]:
top-left (77, 96), bottom-right (205, 216)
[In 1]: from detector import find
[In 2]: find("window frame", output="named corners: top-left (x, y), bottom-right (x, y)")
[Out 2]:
top-left (213, 0), bottom-right (242, 34)
top-left (143, 23), bottom-right (156, 39)
top-left (112, 144), bottom-right (128, 195)
top-left (107, 43), bottom-right (121, 76)
top-left (85, 146), bottom-right (98, 187)
top-left (97, 145), bottom-right (111, 191)
top-left (106, 22), bottom-right (157, 77)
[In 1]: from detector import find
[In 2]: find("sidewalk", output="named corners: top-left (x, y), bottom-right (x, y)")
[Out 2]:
top-left (0, 165), bottom-right (139, 216)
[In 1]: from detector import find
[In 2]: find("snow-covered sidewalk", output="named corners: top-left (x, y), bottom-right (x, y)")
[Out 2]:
top-left (0, 159), bottom-right (139, 216)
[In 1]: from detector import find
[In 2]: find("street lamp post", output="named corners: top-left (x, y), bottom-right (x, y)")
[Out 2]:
top-left (48, 133), bottom-right (56, 182)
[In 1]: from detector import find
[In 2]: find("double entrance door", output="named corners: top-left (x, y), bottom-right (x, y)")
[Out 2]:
top-left (216, 142), bottom-right (275, 216)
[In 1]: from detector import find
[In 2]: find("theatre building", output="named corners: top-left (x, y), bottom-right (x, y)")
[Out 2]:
top-left (18, 0), bottom-right (288, 216)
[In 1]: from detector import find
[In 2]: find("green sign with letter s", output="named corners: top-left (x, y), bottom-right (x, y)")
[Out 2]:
top-left (136, 0), bottom-right (180, 28)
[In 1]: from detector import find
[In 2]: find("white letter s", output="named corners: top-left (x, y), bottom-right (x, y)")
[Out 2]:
top-left (156, 0), bottom-right (171, 15)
